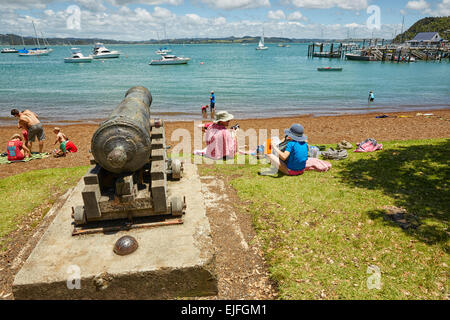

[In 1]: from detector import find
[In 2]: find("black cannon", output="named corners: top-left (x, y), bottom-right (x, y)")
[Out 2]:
top-left (72, 86), bottom-right (185, 229)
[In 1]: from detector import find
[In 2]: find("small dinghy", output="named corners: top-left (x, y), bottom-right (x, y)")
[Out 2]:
top-left (317, 67), bottom-right (342, 71)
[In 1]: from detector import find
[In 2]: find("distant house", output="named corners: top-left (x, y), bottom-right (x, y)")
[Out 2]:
top-left (407, 32), bottom-right (443, 47)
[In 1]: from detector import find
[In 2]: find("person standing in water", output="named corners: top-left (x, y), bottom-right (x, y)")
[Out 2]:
top-left (210, 91), bottom-right (215, 119)
top-left (368, 91), bottom-right (375, 103)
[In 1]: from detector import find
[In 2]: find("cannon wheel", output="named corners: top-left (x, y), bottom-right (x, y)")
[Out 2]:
top-left (73, 206), bottom-right (87, 226)
top-left (170, 196), bottom-right (184, 217)
top-left (171, 159), bottom-right (182, 180)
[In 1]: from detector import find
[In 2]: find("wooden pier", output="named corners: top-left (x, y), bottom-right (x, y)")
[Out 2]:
top-left (308, 40), bottom-right (450, 62)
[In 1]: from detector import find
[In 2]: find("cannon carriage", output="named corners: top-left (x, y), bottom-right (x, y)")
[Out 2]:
top-left (72, 86), bottom-right (185, 230)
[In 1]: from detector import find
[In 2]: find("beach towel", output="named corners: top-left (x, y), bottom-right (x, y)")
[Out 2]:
top-left (305, 158), bottom-right (332, 172)
top-left (354, 138), bottom-right (383, 153)
top-left (0, 152), bottom-right (50, 165)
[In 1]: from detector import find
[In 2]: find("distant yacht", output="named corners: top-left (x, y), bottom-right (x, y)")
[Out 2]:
top-left (1, 34), bottom-right (18, 53)
top-left (155, 47), bottom-right (172, 55)
top-left (1, 48), bottom-right (18, 53)
top-left (256, 31), bottom-right (268, 50)
top-left (91, 43), bottom-right (120, 59)
top-left (149, 54), bottom-right (190, 65)
top-left (64, 48), bottom-right (93, 63)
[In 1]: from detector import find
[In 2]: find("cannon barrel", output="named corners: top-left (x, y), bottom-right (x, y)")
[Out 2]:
top-left (91, 86), bottom-right (153, 174)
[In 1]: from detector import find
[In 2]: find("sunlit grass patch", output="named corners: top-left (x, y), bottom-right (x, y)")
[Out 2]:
top-left (0, 166), bottom-right (88, 250)
top-left (198, 139), bottom-right (449, 299)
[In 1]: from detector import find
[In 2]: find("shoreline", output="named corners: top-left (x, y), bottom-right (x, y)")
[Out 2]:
top-left (0, 108), bottom-right (449, 179)
top-left (0, 107), bottom-right (449, 127)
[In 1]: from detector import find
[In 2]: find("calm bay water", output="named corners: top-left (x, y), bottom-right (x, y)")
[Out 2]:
top-left (0, 43), bottom-right (449, 125)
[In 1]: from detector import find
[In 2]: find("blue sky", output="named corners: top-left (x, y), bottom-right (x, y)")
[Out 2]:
top-left (0, 0), bottom-right (448, 40)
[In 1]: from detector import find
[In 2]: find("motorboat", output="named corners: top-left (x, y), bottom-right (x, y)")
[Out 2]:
top-left (155, 47), bottom-right (172, 55)
top-left (91, 43), bottom-right (120, 59)
top-left (1, 48), bottom-right (18, 53)
top-left (345, 52), bottom-right (374, 61)
top-left (149, 54), bottom-right (190, 65)
top-left (64, 48), bottom-right (93, 63)
top-left (312, 51), bottom-right (341, 58)
top-left (317, 67), bottom-right (343, 71)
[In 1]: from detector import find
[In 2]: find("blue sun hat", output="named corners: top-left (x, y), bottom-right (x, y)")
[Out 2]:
top-left (284, 124), bottom-right (307, 142)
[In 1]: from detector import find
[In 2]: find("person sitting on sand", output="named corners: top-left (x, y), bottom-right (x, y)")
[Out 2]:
top-left (205, 111), bottom-right (238, 160)
top-left (11, 108), bottom-right (45, 153)
top-left (6, 134), bottom-right (30, 161)
top-left (265, 124), bottom-right (308, 176)
top-left (52, 127), bottom-right (77, 157)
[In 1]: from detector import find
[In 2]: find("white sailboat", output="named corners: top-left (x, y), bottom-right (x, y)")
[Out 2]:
top-left (18, 21), bottom-right (52, 56)
top-left (256, 30), bottom-right (268, 50)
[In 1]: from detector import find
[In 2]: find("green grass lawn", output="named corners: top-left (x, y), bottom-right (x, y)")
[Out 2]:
top-left (199, 138), bottom-right (449, 299)
top-left (0, 166), bottom-right (88, 251)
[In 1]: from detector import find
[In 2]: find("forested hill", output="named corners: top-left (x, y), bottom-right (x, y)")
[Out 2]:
top-left (393, 16), bottom-right (450, 43)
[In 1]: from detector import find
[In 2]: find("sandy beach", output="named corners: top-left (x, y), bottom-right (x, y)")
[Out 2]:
top-left (0, 108), bottom-right (449, 179)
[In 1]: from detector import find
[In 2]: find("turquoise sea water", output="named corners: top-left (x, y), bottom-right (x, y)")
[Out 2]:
top-left (0, 43), bottom-right (449, 125)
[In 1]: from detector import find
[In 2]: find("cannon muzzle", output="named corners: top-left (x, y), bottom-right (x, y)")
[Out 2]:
top-left (91, 86), bottom-right (153, 173)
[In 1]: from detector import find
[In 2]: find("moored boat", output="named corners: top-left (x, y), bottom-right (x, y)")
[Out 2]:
top-left (1, 48), bottom-right (18, 53)
top-left (317, 67), bottom-right (343, 71)
top-left (345, 53), bottom-right (374, 61)
top-left (256, 30), bottom-right (268, 50)
top-left (155, 48), bottom-right (172, 55)
top-left (18, 48), bottom-right (50, 56)
top-left (149, 54), bottom-right (190, 65)
top-left (312, 51), bottom-right (341, 58)
top-left (64, 48), bottom-right (93, 63)
top-left (91, 43), bottom-right (120, 59)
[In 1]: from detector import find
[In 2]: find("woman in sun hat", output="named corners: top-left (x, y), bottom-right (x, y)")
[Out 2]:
top-left (267, 124), bottom-right (309, 176)
top-left (205, 110), bottom-right (238, 160)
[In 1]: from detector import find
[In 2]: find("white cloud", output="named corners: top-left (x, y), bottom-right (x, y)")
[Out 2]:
top-left (184, 13), bottom-right (208, 24)
top-left (406, 0), bottom-right (430, 11)
top-left (345, 22), bottom-right (362, 28)
top-left (0, 0), bottom-right (419, 41)
top-left (286, 0), bottom-right (368, 10)
top-left (267, 10), bottom-right (286, 20)
top-left (287, 11), bottom-right (307, 21)
top-left (107, 0), bottom-right (183, 5)
top-left (435, 0), bottom-right (450, 16)
top-left (199, 0), bottom-right (270, 10)
top-left (44, 9), bottom-right (55, 16)
top-left (76, 0), bottom-right (106, 12)
top-left (152, 6), bottom-right (175, 19)
top-left (0, 0), bottom-right (52, 10)
top-left (405, 0), bottom-right (450, 16)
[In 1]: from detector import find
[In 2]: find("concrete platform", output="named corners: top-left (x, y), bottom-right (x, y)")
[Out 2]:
top-left (12, 162), bottom-right (217, 299)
